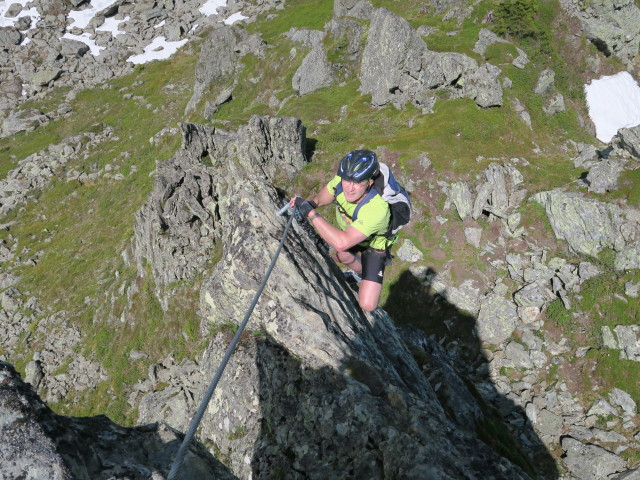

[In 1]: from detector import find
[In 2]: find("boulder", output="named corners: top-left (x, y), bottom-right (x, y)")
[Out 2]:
top-left (609, 387), bottom-right (637, 417)
top-left (396, 238), bottom-right (423, 262)
top-left (1, 108), bottom-right (49, 138)
top-left (60, 38), bottom-right (90, 57)
top-left (0, 27), bottom-right (22, 50)
top-left (284, 27), bottom-right (324, 48)
top-left (533, 190), bottom-right (636, 257)
top-left (572, 142), bottom-right (599, 168)
top-left (292, 43), bottom-right (334, 95)
top-left (543, 93), bottom-right (565, 115)
top-left (534, 68), bottom-right (555, 95)
top-left (333, 0), bottom-right (373, 19)
top-left (585, 159), bottom-right (624, 193)
top-left (359, 8), bottom-right (502, 110)
top-left (31, 68), bottom-right (62, 87)
top-left (615, 241), bottom-right (640, 270)
top-left (476, 287), bottom-right (519, 345)
top-left (450, 181), bottom-right (473, 219)
top-left (561, 436), bottom-right (627, 480)
top-left (559, 0), bottom-right (640, 64)
top-left (185, 25), bottom-right (241, 114)
top-left (616, 124), bottom-right (640, 158)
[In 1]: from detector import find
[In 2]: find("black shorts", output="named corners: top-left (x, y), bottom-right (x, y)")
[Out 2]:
top-left (347, 245), bottom-right (387, 284)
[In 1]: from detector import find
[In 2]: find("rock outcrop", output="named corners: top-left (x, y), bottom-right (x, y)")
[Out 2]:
top-left (0, 361), bottom-right (235, 480)
top-left (132, 117), bottom-right (537, 479)
top-left (359, 8), bottom-right (503, 111)
top-left (533, 190), bottom-right (640, 262)
top-left (559, 0), bottom-right (640, 66)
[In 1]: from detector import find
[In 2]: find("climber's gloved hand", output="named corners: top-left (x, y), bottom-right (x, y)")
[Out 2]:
top-left (293, 197), bottom-right (315, 218)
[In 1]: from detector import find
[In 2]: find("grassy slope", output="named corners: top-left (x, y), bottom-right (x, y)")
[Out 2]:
top-left (0, 0), bottom-right (638, 450)
top-left (0, 50), bottom-right (207, 422)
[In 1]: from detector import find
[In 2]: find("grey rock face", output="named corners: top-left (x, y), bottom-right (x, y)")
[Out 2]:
top-left (562, 436), bottom-right (627, 479)
top-left (543, 93), bottom-right (565, 115)
top-left (133, 116), bottom-right (306, 296)
top-left (476, 287), bottom-right (519, 345)
top-left (185, 26), bottom-right (242, 114)
top-left (31, 67), bottom-right (62, 86)
top-left (572, 142), bottom-right (599, 168)
top-left (135, 117), bottom-right (533, 479)
top-left (284, 27), bottom-right (324, 48)
top-left (292, 43), bottom-right (334, 95)
top-left (616, 124), bottom-right (640, 158)
top-left (359, 8), bottom-right (502, 111)
top-left (0, 26), bottom-right (22, 49)
top-left (396, 238), bottom-right (423, 262)
top-left (1, 108), bottom-right (49, 138)
top-left (0, 361), bottom-right (234, 480)
top-left (534, 68), bottom-right (555, 95)
top-left (615, 240), bottom-right (640, 270)
top-left (585, 159), bottom-right (624, 193)
top-left (472, 162), bottom-right (525, 221)
top-left (533, 190), bottom-right (639, 257)
top-left (450, 181), bottom-right (473, 219)
top-left (559, 0), bottom-right (640, 65)
top-left (333, 0), bottom-right (373, 19)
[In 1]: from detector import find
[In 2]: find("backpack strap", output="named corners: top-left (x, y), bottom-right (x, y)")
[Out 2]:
top-left (335, 185), bottom-right (379, 222)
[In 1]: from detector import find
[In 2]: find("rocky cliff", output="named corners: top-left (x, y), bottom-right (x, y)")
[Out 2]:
top-left (0, 361), bottom-right (236, 479)
top-left (120, 115), bottom-right (539, 479)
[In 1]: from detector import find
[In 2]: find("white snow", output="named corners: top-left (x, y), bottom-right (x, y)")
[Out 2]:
top-left (585, 71), bottom-right (640, 143)
top-left (67, 0), bottom-right (118, 29)
top-left (96, 15), bottom-right (129, 36)
top-left (2, 0), bottom-right (244, 65)
top-left (199, 0), bottom-right (226, 16)
top-left (224, 11), bottom-right (248, 25)
top-left (0, 0), bottom-right (41, 29)
top-left (127, 36), bottom-right (189, 64)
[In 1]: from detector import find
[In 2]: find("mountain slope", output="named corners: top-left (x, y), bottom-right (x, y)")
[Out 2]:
top-left (1, 0), bottom-right (640, 478)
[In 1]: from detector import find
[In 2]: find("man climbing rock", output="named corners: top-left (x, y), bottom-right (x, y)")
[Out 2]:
top-left (290, 150), bottom-right (390, 312)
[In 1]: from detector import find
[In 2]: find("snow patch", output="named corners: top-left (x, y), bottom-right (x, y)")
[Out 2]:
top-left (67, 0), bottom-right (119, 29)
top-left (0, 0), bottom-right (41, 29)
top-left (127, 36), bottom-right (188, 64)
top-left (585, 72), bottom-right (640, 143)
top-left (224, 11), bottom-right (248, 24)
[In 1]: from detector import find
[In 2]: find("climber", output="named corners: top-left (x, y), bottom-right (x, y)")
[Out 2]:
top-left (290, 150), bottom-right (390, 312)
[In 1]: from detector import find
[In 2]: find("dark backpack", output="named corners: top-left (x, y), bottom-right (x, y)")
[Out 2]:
top-left (335, 163), bottom-right (412, 243)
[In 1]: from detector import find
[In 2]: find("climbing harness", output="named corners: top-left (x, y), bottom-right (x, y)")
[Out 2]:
top-left (167, 204), bottom-right (296, 480)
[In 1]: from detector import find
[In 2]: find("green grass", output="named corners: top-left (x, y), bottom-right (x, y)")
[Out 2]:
top-left (2, 53), bottom-right (195, 313)
top-left (586, 350), bottom-right (640, 407)
top-left (246, 0), bottom-right (333, 44)
top-left (609, 167), bottom-right (640, 207)
top-left (0, 51), bottom-right (202, 421)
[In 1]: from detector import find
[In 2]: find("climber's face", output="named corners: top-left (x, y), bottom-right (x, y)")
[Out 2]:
top-left (342, 179), bottom-right (373, 204)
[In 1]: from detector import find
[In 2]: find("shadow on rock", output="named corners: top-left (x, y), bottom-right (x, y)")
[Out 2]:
top-left (0, 361), bottom-right (236, 480)
top-left (248, 268), bottom-right (559, 479)
top-left (383, 269), bottom-right (559, 479)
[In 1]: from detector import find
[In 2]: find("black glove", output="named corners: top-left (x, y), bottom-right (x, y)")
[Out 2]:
top-left (294, 197), bottom-right (314, 218)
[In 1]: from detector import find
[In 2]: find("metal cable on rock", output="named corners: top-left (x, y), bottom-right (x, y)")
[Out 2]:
top-left (167, 209), bottom-right (295, 480)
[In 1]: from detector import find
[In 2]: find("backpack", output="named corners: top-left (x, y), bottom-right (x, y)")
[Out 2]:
top-left (335, 163), bottom-right (412, 244)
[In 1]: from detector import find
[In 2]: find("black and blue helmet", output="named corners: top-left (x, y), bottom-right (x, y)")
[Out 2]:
top-left (337, 150), bottom-right (379, 182)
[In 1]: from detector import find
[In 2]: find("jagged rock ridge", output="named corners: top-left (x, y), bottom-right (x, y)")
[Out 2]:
top-left (131, 115), bottom-right (536, 479)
